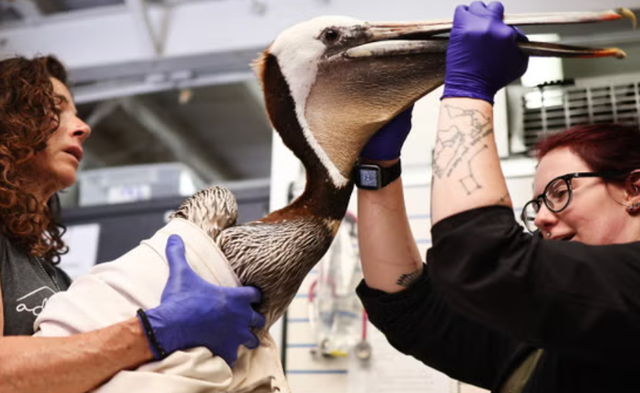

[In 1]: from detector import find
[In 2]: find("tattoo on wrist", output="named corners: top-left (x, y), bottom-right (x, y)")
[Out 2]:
top-left (498, 193), bottom-right (511, 205)
top-left (433, 104), bottom-right (494, 194)
top-left (397, 270), bottom-right (422, 287)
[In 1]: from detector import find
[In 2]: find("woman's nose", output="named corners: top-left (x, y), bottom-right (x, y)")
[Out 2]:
top-left (533, 203), bottom-right (558, 233)
top-left (73, 116), bottom-right (92, 142)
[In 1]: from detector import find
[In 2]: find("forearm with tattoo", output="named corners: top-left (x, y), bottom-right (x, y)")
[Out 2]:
top-left (431, 98), bottom-right (512, 225)
top-left (433, 104), bottom-right (494, 193)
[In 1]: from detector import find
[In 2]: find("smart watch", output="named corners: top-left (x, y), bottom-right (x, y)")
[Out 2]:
top-left (353, 159), bottom-right (401, 190)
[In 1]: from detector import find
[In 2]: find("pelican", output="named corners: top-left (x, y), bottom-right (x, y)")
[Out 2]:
top-left (192, 7), bottom-right (634, 330)
top-left (35, 8), bottom-right (634, 393)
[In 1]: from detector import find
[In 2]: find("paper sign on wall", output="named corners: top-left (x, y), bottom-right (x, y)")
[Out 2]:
top-left (58, 223), bottom-right (101, 279)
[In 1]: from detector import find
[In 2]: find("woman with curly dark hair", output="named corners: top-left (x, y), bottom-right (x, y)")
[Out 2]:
top-left (0, 55), bottom-right (86, 336)
top-left (0, 56), bottom-right (265, 393)
top-left (0, 56), bottom-right (72, 266)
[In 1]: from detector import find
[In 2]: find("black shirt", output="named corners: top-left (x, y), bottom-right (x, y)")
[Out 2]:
top-left (357, 206), bottom-right (640, 392)
top-left (0, 233), bottom-right (71, 336)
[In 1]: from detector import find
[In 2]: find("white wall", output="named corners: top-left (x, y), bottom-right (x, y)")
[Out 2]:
top-left (564, 42), bottom-right (640, 79)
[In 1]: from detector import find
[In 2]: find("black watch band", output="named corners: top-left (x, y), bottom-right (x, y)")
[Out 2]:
top-left (353, 159), bottom-right (401, 190)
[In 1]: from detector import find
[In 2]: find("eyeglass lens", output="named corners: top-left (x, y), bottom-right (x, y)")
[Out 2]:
top-left (545, 178), bottom-right (570, 211)
top-left (522, 177), bottom-right (571, 232)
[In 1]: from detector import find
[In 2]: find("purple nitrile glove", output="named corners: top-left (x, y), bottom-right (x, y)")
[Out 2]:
top-left (442, 1), bottom-right (529, 104)
top-left (360, 105), bottom-right (414, 161)
top-left (139, 235), bottom-right (265, 367)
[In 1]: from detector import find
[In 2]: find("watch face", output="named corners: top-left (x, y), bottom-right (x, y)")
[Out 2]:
top-left (359, 168), bottom-right (379, 188)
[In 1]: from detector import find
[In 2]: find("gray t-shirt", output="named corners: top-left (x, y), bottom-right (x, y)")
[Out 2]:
top-left (0, 233), bottom-right (71, 336)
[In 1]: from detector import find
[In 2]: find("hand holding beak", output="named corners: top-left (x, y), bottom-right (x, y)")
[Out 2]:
top-left (442, 1), bottom-right (530, 104)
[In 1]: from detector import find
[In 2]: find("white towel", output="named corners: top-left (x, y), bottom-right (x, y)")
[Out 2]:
top-left (34, 218), bottom-right (289, 393)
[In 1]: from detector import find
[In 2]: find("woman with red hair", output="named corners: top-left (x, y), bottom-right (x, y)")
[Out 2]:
top-left (0, 56), bottom-right (264, 393)
top-left (356, 2), bottom-right (640, 392)
top-left (523, 124), bottom-right (640, 242)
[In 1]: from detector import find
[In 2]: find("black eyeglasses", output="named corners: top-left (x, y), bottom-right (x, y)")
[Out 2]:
top-left (520, 171), bottom-right (628, 233)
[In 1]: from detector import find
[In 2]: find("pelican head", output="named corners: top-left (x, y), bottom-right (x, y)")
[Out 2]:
top-left (254, 10), bottom-right (634, 188)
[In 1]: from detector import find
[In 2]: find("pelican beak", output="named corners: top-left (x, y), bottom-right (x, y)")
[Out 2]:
top-left (346, 8), bottom-right (634, 60)
top-left (304, 9), bottom-right (634, 179)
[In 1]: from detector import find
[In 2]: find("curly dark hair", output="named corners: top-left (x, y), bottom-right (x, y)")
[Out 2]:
top-left (0, 55), bottom-right (69, 264)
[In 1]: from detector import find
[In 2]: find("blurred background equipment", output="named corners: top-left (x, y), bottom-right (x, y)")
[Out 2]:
top-left (307, 213), bottom-right (370, 361)
top-left (78, 162), bottom-right (204, 206)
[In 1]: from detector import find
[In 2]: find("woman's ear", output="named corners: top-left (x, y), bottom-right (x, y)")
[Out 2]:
top-left (623, 170), bottom-right (640, 213)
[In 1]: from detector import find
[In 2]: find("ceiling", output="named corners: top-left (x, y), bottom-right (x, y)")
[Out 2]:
top-left (76, 80), bottom-right (272, 180)
top-left (0, 0), bottom-right (275, 201)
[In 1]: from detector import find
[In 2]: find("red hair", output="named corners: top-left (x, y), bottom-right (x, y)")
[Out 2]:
top-left (0, 55), bottom-right (68, 264)
top-left (535, 124), bottom-right (640, 175)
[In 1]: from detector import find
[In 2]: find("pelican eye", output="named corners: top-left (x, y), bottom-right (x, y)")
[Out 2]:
top-left (322, 28), bottom-right (340, 43)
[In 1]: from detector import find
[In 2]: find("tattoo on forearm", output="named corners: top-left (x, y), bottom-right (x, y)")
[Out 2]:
top-left (396, 270), bottom-right (422, 287)
top-left (433, 105), bottom-right (494, 194)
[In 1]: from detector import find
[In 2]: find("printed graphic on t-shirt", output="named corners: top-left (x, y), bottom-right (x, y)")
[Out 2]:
top-left (15, 286), bottom-right (55, 316)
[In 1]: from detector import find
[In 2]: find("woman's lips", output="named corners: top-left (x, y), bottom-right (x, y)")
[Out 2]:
top-left (64, 146), bottom-right (83, 162)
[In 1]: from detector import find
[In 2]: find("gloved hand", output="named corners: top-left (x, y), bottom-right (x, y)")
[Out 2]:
top-left (360, 105), bottom-right (413, 160)
top-left (138, 234), bottom-right (265, 367)
top-left (442, 1), bottom-right (529, 104)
